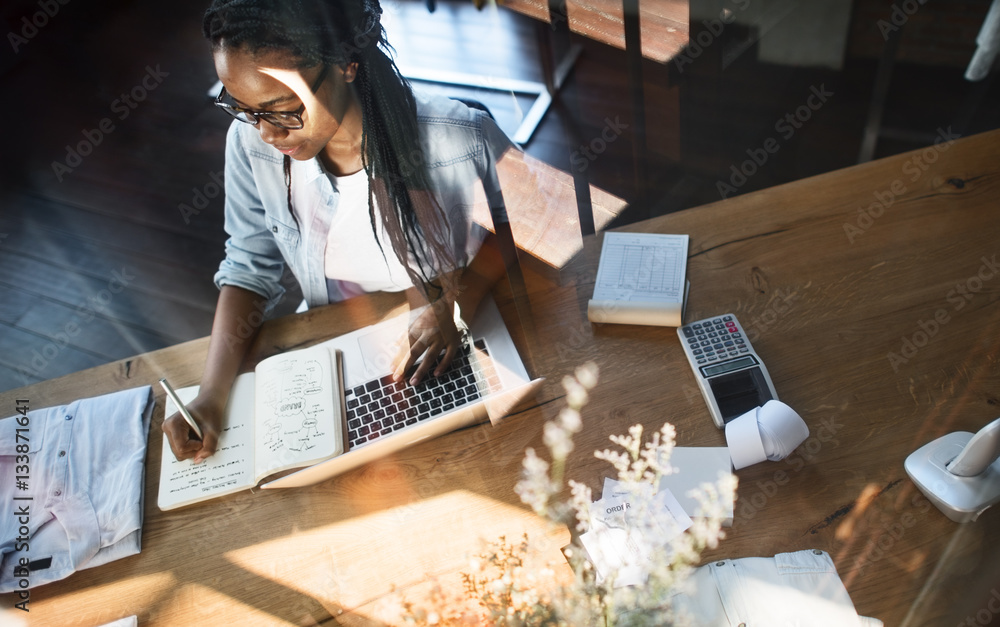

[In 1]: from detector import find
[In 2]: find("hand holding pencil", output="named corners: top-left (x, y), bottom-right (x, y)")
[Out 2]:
top-left (159, 378), bottom-right (202, 439)
top-left (160, 379), bottom-right (224, 464)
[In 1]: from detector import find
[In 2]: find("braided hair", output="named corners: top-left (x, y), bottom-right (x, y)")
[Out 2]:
top-left (203, 0), bottom-right (456, 302)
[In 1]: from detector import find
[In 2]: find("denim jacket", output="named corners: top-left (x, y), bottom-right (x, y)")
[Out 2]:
top-left (214, 92), bottom-right (516, 311)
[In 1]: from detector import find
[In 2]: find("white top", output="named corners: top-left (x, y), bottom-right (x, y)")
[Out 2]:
top-left (323, 169), bottom-right (413, 299)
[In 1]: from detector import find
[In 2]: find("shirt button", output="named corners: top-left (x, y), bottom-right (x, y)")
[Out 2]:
top-left (64, 414), bottom-right (72, 420)
top-left (716, 561), bottom-right (725, 566)
top-left (813, 549), bottom-right (823, 555)
top-left (272, 226), bottom-right (278, 233)
top-left (54, 490), bottom-right (61, 496)
top-left (59, 451), bottom-right (66, 457)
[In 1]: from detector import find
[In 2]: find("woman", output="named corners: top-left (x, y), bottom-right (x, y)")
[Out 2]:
top-left (164, 0), bottom-right (515, 463)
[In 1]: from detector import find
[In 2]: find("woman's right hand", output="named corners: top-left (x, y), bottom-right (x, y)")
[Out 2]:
top-left (162, 391), bottom-right (225, 464)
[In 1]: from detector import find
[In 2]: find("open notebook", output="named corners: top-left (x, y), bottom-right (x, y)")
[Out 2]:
top-left (158, 296), bottom-right (540, 507)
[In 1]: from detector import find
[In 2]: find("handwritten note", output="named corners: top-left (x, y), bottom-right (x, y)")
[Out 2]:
top-left (160, 376), bottom-right (256, 503)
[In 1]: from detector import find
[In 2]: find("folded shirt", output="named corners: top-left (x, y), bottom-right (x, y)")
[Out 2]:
top-left (671, 549), bottom-right (883, 626)
top-left (0, 386), bottom-right (153, 592)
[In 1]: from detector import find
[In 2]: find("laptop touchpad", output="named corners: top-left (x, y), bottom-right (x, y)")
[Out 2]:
top-left (356, 323), bottom-right (405, 378)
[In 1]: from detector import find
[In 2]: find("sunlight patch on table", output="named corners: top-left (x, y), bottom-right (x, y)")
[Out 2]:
top-left (223, 490), bottom-right (569, 616)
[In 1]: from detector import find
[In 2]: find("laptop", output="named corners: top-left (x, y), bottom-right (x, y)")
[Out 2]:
top-left (261, 295), bottom-right (542, 489)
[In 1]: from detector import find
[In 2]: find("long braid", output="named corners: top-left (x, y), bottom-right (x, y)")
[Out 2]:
top-left (282, 155), bottom-right (296, 230)
top-left (203, 0), bottom-right (458, 303)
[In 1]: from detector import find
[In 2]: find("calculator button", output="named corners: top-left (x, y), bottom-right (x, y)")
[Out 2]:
top-left (712, 318), bottom-right (722, 324)
top-left (701, 340), bottom-right (710, 347)
top-left (697, 358), bottom-right (707, 364)
top-left (693, 349), bottom-right (702, 355)
top-left (739, 348), bottom-right (749, 353)
top-left (723, 315), bottom-right (733, 321)
top-left (712, 343), bottom-right (724, 350)
top-left (724, 340), bottom-right (734, 347)
top-left (708, 355), bottom-right (718, 361)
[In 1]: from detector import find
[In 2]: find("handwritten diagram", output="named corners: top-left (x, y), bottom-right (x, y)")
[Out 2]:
top-left (258, 356), bottom-right (329, 454)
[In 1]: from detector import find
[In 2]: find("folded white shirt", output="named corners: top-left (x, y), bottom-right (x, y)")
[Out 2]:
top-left (671, 549), bottom-right (883, 626)
top-left (0, 386), bottom-right (153, 592)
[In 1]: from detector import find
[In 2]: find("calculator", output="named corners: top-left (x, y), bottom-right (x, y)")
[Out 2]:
top-left (676, 314), bottom-right (778, 429)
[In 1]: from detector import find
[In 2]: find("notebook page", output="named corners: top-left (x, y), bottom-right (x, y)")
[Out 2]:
top-left (158, 374), bottom-right (256, 510)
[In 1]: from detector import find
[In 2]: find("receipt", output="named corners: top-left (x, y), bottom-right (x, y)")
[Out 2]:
top-left (579, 479), bottom-right (693, 586)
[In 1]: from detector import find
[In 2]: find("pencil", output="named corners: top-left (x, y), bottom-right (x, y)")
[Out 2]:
top-left (159, 378), bottom-right (203, 440)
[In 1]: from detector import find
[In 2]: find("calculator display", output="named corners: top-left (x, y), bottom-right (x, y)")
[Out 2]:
top-left (708, 367), bottom-right (775, 424)
top-left (701, 355), bottom-right (758, 378)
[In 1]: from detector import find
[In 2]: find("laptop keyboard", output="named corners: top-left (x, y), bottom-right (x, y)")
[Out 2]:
top-left (345, 338), bottom-right (502, 449)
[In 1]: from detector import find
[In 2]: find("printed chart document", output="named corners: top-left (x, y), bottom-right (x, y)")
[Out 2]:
top-left (157, 345), bottom-right (345, 510)
top-left (587, 232), bottom-right (689, 327)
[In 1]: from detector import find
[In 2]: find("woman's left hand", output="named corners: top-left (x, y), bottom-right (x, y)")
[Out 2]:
top-left (392, 300), bottom-right (466, 385)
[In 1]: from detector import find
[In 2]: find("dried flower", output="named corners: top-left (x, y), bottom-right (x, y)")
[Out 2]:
top-left (396, 362), bottom-right (735, 626)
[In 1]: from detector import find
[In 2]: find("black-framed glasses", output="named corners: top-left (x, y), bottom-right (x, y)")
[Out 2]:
top-left (214, 65), bottom-right (330, 130)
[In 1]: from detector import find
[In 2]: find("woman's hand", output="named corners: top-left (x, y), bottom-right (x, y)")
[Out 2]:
top-left (162, 392), bottom-right (226, 464)
top-left (392, 300), bottom-right (467, 385)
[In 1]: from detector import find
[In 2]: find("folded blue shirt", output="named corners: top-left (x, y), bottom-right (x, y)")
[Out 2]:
top-left (0, 385), bottom-right (153, 592)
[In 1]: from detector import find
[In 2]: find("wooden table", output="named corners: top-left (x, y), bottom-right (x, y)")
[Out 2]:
top-left (2, 129), bottom-right (999, 625)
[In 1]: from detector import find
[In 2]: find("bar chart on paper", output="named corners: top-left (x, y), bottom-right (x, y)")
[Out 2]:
top-left (587, 232), bottom-right (689, 327)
